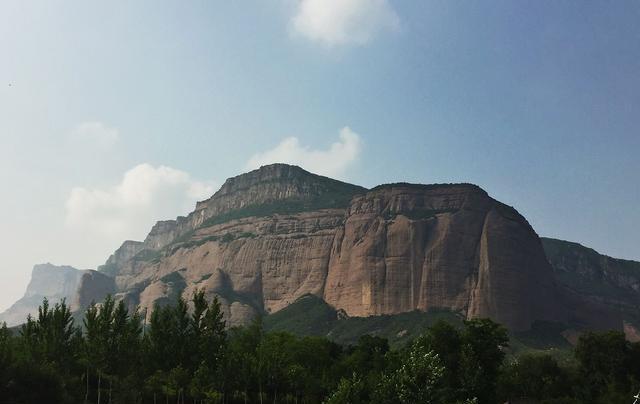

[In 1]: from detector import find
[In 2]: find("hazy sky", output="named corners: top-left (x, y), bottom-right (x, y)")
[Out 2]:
top-left (1, 1), bottom-right (639, 312)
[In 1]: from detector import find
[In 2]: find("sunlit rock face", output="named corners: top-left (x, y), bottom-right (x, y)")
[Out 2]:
top-left (0, 263), bottom-right (88, 326)
top-left (71, 164), bottom-right (620, 332)
top-left (323, 184), bottom-right (565, 331)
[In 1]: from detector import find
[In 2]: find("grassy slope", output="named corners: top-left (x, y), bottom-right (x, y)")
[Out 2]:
top-left (263, 295), bottom-right (572, 358)
top-left (264, 295), bottom-right (462, 348)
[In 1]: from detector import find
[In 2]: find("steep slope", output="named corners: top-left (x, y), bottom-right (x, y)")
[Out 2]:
top-left (324, 184), bottom-right (565, 331)
top-left (73, 164), bottom-right (622, 332)
top-left (542, 237), bottom-right (640, 340)
top-left (91, 164), bottom-right (366, 326)
top-left (0, 264), bottom-right (88, 326)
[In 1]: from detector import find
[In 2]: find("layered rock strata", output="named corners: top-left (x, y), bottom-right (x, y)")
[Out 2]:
top-left (70, 164), bottom-right (624, 332)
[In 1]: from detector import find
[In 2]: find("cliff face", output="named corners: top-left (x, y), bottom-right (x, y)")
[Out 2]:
top-left (73, 270), bottom-right (116, 311)
top-left (135, 163), bottom-right (366, 252)
top-left (72, 164), bottom-right (625, 332)
top-left (106, 164), bottom-right (364, 327)
top-left (542, 238), bottom-right (640, 339)
top-left (0, 264), bottom-right (88, 326)
top-left (324, 185), bottom-right (564, 331)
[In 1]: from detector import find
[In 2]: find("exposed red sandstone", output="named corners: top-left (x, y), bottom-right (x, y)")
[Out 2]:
top-left (71, 164), bottom-right (622, 332)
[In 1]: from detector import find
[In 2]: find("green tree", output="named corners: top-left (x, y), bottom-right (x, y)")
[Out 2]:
top-left (575, 330), bottom-right (633, 401)
top-left (200, 295), bottom-right (226, 370)
top-left (458, 319), bottom-right (508, 404)
top-left (324, 373), bottom-right (368, 404)
top-left (423, 320), bottom-right (463, 399)
top-left (226, 318), bottom-right (263, 404)
top-left (374, 335), bottom-right (445, 404)
top-left (83, 296), bottom-right (116, 403)
top-left (257, 332), bottom-right (297, 403)
top-left (21, 298), bottom-right (80, 371)
top-left (498, 354), bottom-right (571, 401)
top-left (0, 322), bottom-right (15, 397)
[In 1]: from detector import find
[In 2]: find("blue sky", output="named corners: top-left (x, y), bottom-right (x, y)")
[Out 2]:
top-left (0, 1), bottom-right (639, 311)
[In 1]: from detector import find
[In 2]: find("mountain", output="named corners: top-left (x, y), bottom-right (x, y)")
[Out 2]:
top-left (542, 237), bottom-right (640, 341)
top-left (71, 163), bottom-right (622, 333)
top-left (0, 263), bottom-right (88, 326)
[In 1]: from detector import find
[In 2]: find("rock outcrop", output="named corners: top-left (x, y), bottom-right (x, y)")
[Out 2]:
top-left (71, 164), bottom-right (627, 332)
top-left (324, 184), bottom-right (564, 331)
top-left (0, 263), bottom-right (88, 326)
top-left (73, 270), bottom-right (116, 311)
top-left (542, 238), bottom-right (640, 339)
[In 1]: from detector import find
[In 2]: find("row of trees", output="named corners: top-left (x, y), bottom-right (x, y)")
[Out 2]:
top-left (1, 292), bottom-right (639, 403)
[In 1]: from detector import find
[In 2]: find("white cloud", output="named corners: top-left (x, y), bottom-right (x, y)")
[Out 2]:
top-left (70, 121), bottom-right (119, 148)
top-left (65, 164), bottom-right (215, 241)
top-left (291, 0), bottom-right (400, 46)
top-left (246, 126), bottom-right (362, 178)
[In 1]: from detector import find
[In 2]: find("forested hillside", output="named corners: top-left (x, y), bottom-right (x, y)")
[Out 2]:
top-left (1, 294), bottom-right (639, 404)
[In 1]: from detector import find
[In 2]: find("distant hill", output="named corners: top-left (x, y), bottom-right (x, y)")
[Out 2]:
top-left (542, 237), bottom-right (640, 341)
top-left (0, 263), bottom-right (87, 326)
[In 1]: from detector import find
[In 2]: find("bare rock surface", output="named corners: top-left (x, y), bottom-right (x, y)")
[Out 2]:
top-left (324, 184), bottom-right (565, 331)
top-left (543, 237), bottom-right (640, 333)
top-left (67, 164), bottom-right (628, 332)
top-left (73, 270), bottom-right (116, 311)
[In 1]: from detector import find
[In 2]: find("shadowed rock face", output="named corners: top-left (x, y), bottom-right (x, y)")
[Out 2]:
top-left (71, 164), bottom-right (621, 332)
top-left (542, 238), bottom-right (640, 339)
top-left (0, 264), bottom-right (88, 326)
top-left (73, 270), bottom-right (116, 311)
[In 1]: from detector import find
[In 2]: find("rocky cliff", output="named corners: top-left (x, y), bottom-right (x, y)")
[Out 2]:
top-left (542, 238), bottom-right (640, 340)
top-left (68, 163), bottom-right (623, 333)
top-left (0, 263), bottom-right (88, 326)
top-left (323, 184), bottom-right (565, 331)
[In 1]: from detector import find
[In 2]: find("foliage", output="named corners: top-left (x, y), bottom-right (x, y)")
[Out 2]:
top-left (264, 294), bottom-right (464, 347)
top-left (1, 295), bottom-right (639, 404)
top-left (375, 337), bottom-right (445, 403)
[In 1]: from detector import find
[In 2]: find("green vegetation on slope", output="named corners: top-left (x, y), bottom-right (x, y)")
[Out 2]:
top-left (200, 175), bottom-right (364, 229)
top-left (263, 294), bottom-right (573, 357)
top-left (4, 295), bottom-right (639, 403)
top-left (200, 197), bottom-right (348, 229)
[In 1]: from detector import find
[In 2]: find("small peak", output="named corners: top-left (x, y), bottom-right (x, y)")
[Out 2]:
top-left (222, 164), bottom-right (314, 188)
top-left (210, 163), bottom-right (365, 198)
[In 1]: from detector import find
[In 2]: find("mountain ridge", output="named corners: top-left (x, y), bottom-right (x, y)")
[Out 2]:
top-left (77, 164), bottom-right (607, 332)
top-left (3, 164), bottom-right (636, 338)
